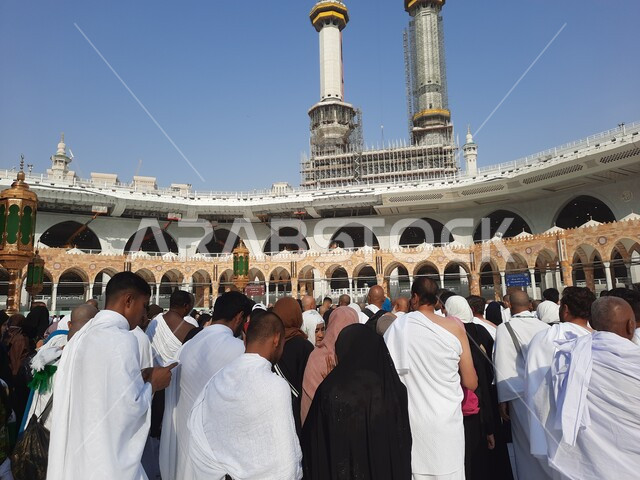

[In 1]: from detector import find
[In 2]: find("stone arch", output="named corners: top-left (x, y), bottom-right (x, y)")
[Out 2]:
top-left (159, 269), bottom-right (184, 296)
top-left (413, 261), bottom-right (440, 278)
top-left (473, 210), bottom-right (532, 242)
top-left (443, 262), bottom-right (470, 296)
top-left (268, 267), bottom-right (291, 300)
top-left (554, 195), bottom-right (616, 229)
top-left (330, 224), bottom-right (379, 249)
top-left (124, 227), bottom-right (178, 254)
top-left (533, 248), bottom-right (561, 292)
top-left (298, 265), bottom-right (318, 298)
top-left (479, 261), bottom-right (500, 300)
top-left (135, 268), bottom-right (156, 285)
top-left (353, 264), bottom-right (377, 290)
top-left (197, 228), bottom-right (241, 255)
top-left (57, 268), bottom-right (89, 308)
top-left (192, 270), bottom-right (212, 308)
top-left (572, 247), bottom-right (606, 293)
top-left (218, 268), bottom-right (235, 294)
top-left (399, 218), bottom-right (453, 247)
top-left (91, 268), bottom-right (120, 299)
top-left (328, 266), bottom-right (349, 291)
top-left (263, 227), bottom-right (309, 254)
top-left (384, 262), bottom-right (411, 299)
top-left (40, 220), bottom-right (102, 251)
top-left (505, 253), bottom-right (529, 273)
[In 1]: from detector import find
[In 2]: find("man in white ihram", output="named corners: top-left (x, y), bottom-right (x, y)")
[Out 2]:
top-left (159, 291), bottom-right (250, 480)
top-left (525, 286), bottom-right (594, 472)
top-left (548, 296), bottom-right (640, 479)
top-left (494, 290), bottom-right (551, 480)
top-left (385, 277), bottom-right (477, 479)
top-left (188, 311), bottom-right (302, 480)
top-left (47, 272), bottom-right (175, 480)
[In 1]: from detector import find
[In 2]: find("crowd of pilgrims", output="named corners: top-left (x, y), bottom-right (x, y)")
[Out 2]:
top-left (0, 271), bottom-right (638, 480)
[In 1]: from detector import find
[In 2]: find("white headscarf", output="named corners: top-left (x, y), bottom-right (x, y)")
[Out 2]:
top-left (444, 296), bottom-right (474, 323)
top-left (536, 300), bottom-right (560, 324)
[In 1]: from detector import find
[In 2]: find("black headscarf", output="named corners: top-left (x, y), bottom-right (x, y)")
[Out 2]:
top-left (301, 324), bottom-right (412, 480)
top-left (25, 305), bottom-right (50, 340)
top-left (485, 301), bottom-right (503, 326)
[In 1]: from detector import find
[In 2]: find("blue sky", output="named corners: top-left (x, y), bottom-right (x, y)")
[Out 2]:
top-left (1, 1), bottom-right (638, 191)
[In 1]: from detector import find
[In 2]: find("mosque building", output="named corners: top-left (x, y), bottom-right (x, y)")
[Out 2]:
top-left (1, 0), bottom-right (639, 311)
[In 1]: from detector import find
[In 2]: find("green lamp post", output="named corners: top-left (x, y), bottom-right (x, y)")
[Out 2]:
top-left (25, 249), bottom-right (45, 305)
top-left (0, 157), bottom-right (38, 314)
top-left (232, 240), bottom-right (250, 291)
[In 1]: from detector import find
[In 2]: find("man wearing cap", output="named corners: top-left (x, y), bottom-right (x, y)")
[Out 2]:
top-left (159, 291), bottom-right (253, 480)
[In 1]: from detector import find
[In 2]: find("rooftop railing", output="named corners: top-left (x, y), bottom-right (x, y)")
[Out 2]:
top-left (2, 121), bottom-right (637, 199)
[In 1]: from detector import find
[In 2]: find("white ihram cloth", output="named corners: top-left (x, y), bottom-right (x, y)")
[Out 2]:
top-left (26, 334), bottom-right (68, 431)
top-left (384, 311), bottom-right (464, 478)
top-left (301, 310), bottom-right (324, 345)
top-left (184, 315), bottom-right (199, 328)
top-left (187, 353), bottom-right (303, 480)
top-left (160, 324), bottom-right (244, 480)
top-left (494, 311), bottom-right (551, 480)
top-left (131, 326), bottom-right (154, 369)
top-left (56, 314), bottom-right (70, 331)
top-left (359, 303), bottom-right (380, 324)
top-left (525, 323), bottom-right (590, 462)
top-left (633, 328), bottom-right (640, 346)
top-left (47, 310), bottom-right (152, 480)
top-left (549, 332), bottom-right (640, 480)
top-left (537, 301), bottom-right (561, 324)
top-left (146, 314), bottom-right (183, 366)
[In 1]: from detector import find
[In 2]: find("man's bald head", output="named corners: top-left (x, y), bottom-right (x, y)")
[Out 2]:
top-left (591, 297), bottom-right (636, 340)
top-left (86, 298), bottom-right (99, 310)
top-left (510, 290), bottom-right (531, 315)
top-left (393, 297), bottom-right (410, 314)
top-left (368, 285), bottom-right (385, 308)
top-left (338, 294), bottom-right (351, 306)
top-left (245, 312), bottom-right (285, 365)
top-left (301, 295), bottom-right (316, 312)
top-left (68, 304), bottom-right (98, 340)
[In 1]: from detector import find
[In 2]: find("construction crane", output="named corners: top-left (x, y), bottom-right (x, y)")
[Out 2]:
top-left (63, 206), bottom-right (107, 249)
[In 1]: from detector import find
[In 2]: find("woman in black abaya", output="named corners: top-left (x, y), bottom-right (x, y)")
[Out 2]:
top-left (301, 324), bottom-right (412, 480)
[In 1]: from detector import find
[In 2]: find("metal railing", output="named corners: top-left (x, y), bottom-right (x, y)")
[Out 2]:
top-left (2, 121), bottom-right (637, 198)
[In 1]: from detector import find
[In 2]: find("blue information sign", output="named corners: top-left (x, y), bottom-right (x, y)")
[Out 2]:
top-left (505, 272), bottom-right (531, 287)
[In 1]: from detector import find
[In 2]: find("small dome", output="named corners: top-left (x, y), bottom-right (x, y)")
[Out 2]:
top-left (544, 225), bottom-right (565, 234)
top-left (621, 212), bottom-right (640, 222)
top-left (580, 219), bottom-right (602, 228)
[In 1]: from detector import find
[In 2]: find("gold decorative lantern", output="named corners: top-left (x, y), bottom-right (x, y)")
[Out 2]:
top-left (232, 240), bottom-right (250, 291)
top-left (0, 157), bottom-right (38, 314)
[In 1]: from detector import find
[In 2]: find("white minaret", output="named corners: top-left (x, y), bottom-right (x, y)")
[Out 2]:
top-left (463, 126), bottom-right (478, 177)
top-left (308, 1), bottom-right (356, 156)
top-left (47, 132), bottom-right (76, 179)
top-left (314, 1), bottom-right (346, 101)
top-left (405, 0), bottom-right (454, 148)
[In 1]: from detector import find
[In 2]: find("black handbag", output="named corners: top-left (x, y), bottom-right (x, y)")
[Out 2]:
top-left (10, 395), bottom-right (53, 480)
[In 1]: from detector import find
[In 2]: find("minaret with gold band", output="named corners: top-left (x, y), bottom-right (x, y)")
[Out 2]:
top-left (308, 1), bottom-right (356, 156)
top-left (405, 0), bottom-right (454, 148)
